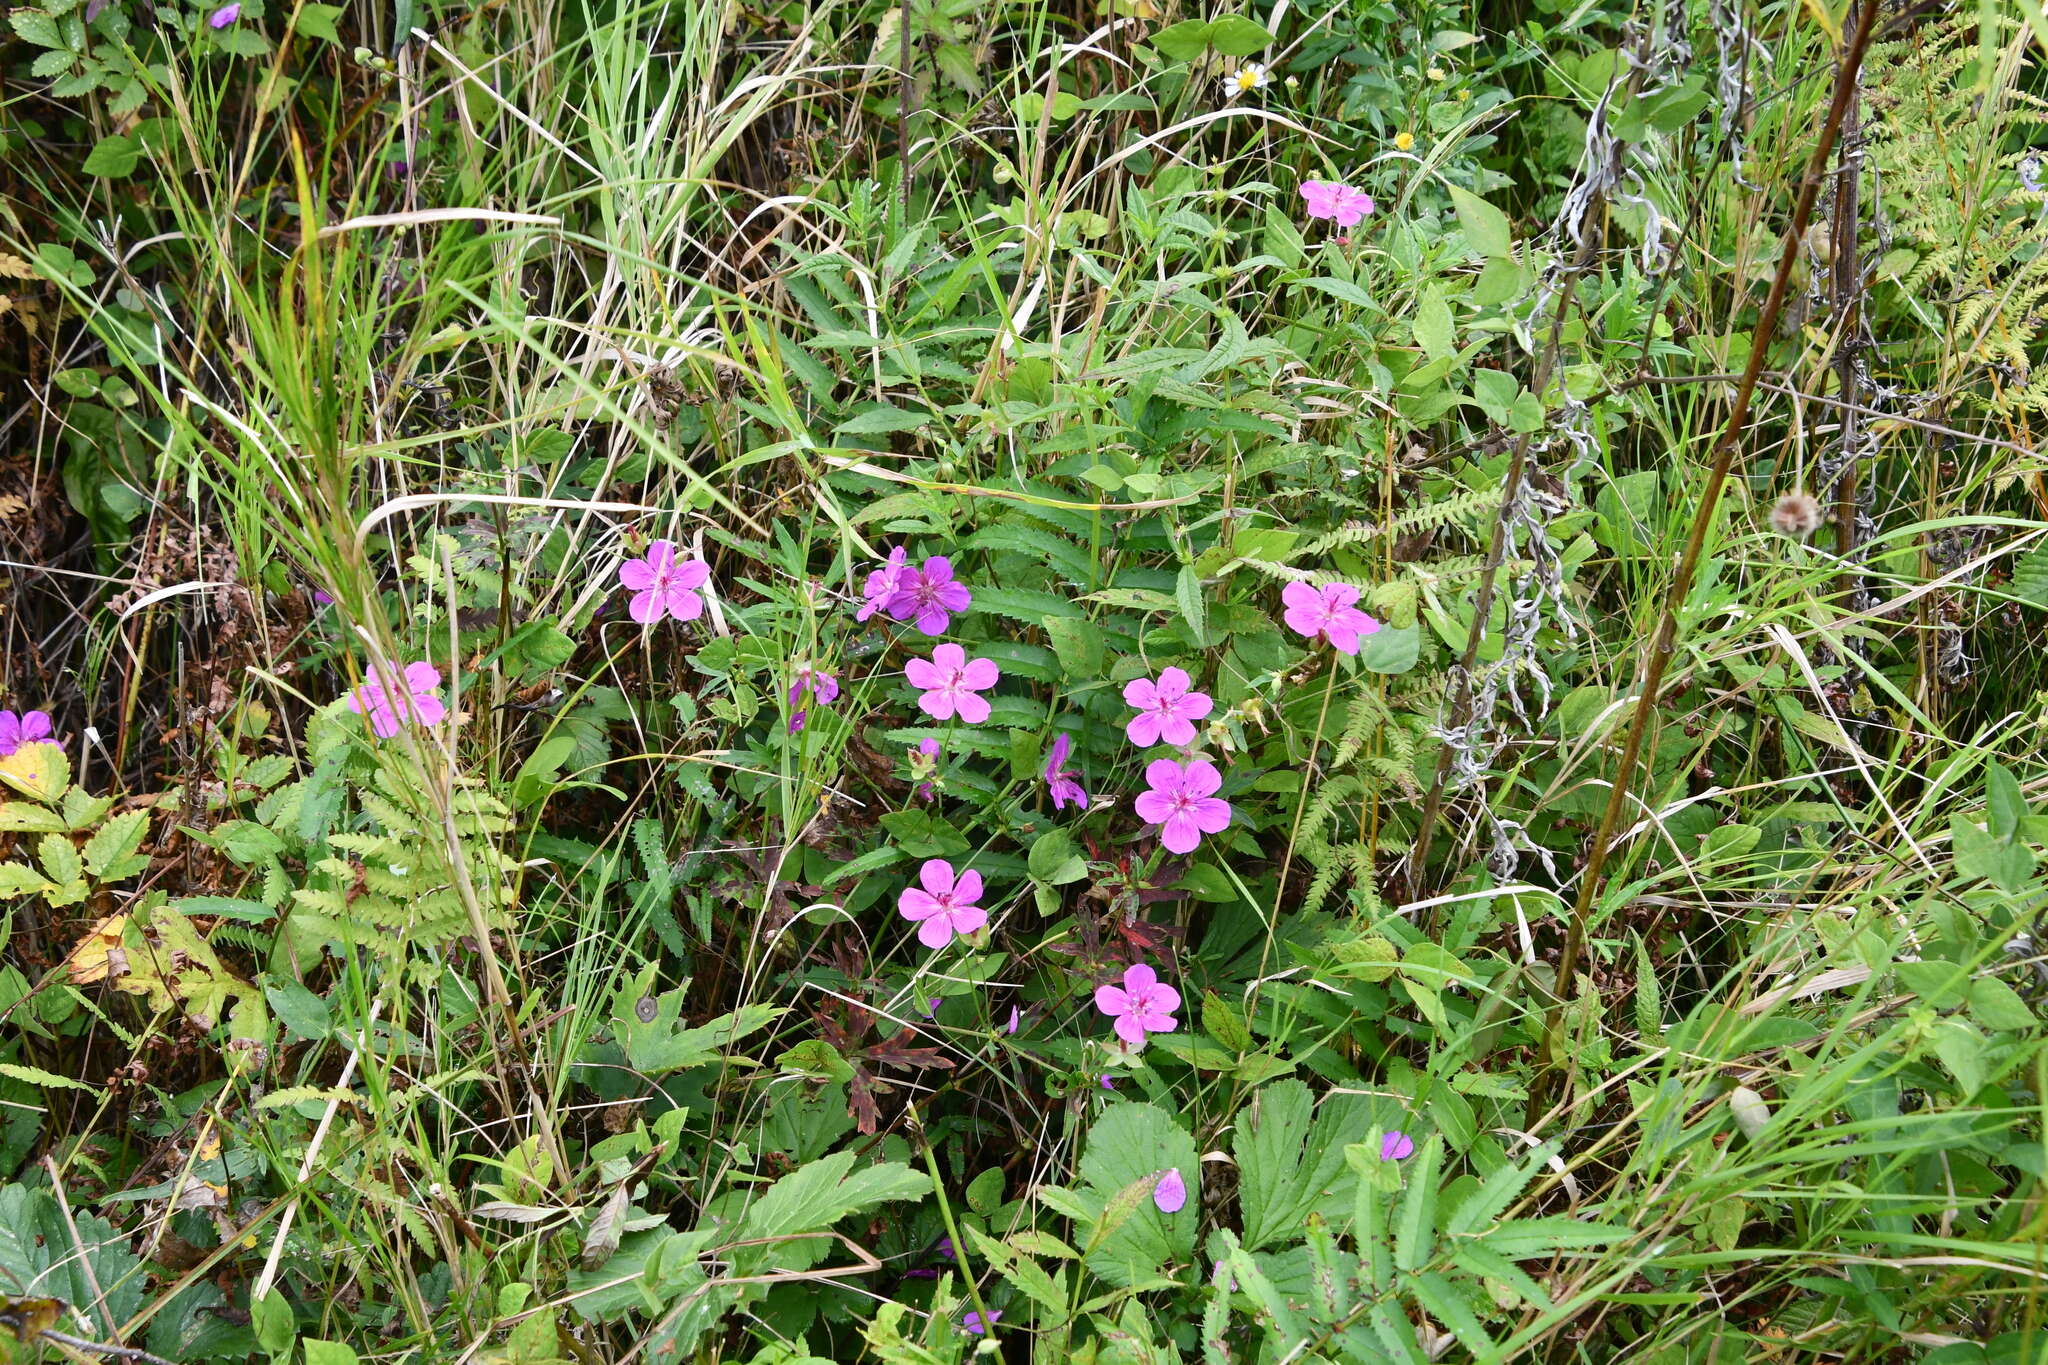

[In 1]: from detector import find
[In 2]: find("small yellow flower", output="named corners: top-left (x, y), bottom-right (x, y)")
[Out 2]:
top-left (1220, 62), bottom-right (1270, 100)
top-left (1394, 131), bottom-right (1415, 152)
top-left (1457, 88), bottom-right (1471, 101)
top-left (1427, 65), bottom-right (1446, 81)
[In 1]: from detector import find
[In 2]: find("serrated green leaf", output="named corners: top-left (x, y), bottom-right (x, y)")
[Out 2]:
top-left (1446, 1139), bottom-right (1556, 1236)
top-left (83, 809), bottom-right (150, 878)
top-left (0, 803), bottom-right (67, 834)
top-left (1411, 1270), bottom-right (1498, 1362)
top-left (9, 10), bottom-right (66, 46)
top-left (963, 1224), bottom-right (1064, 1317)
top-left (36, 833), bottom-right (80, 885)
top-left (0, 1061), bottom-right (94, 1091)
top-left (1201, 992), bottom-right (1252, 1053)
top-left (1076, 1102), bottom-right (1197, 1286)
top-left (1234, 1080), bottom-right (1376, 1251)
top-left (0, 863), bottom-right (48, 896)
top-left (1393, 1135), bottom-right (1441, 1271)
top-left (1478, 1215), bottom-right (1630, 1257)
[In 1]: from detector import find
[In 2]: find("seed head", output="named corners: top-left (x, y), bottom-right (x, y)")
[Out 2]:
top-left (1770, 492), bottom-right (1823, 539)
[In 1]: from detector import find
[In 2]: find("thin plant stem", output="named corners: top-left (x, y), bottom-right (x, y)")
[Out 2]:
top-left (1529, 0), bottom-right (1883, 1119)
top-left (916, 1115), bottom-right (999, 1343)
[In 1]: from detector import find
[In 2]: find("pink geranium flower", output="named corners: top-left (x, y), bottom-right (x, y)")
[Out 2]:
top-left (1094, 962), bottom-right (1180, 1049)
top-left (0, 710), bottom-right (54, 758)
top-left (1134, 758), bottom-right (1232, 855)
top-left (208, 2), bottom-right (239, 26)
top-left (1043, 731), bottom-right (1088, 810)
top-left (1281, 581), bottom-right (1381, 655)
top-left (856, 546), bottom-right (910, 622)
top-left (347, 662), bottom-right (447, 739)
top-left (905, 644), bottom-right (998, 723)
top-left (1154, 1168), bottom-right (1189, 1213)
top-left (1122, 667), bottom-right (1213, 747)
top-left (618, 540), bottom-right (711, 625)
top-left (962, 1311), bottom-right (1001, 1336)
top-left (787, 662), bottom-right (840, 734)
top-left (885, 556), bottom-right (972, 635)
top-left (1380, 1130), bottom-right (1415, 1161)
top-left (788, 662), bottom-right (840, 709)
top-left (1300, 179), bottom-right (1375, 227)
top-left (897, 858), bottom-right (988, 949)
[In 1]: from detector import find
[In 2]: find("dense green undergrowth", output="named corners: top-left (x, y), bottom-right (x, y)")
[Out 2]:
top-left (4, 0), bottom-right (2048, 1361)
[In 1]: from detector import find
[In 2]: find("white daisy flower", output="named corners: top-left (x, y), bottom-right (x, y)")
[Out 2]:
top-left (1220, 62), bottom-right (1270, 101)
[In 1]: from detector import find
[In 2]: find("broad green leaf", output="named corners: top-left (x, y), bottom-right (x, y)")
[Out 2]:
top-left (1149, 19), bottom-right (1213, 60)
top-left (1969, 975), bottom-right (2036, 1032)
top-left (82, 132), bottom-right (140, 178)
top-left (1987, 761), bottom-right (2029, 838)
top-left (1413, 285), bottom-right (1455, 361)
top-left (1015, 91), bottom-right (1082, 122)
top-left (965, 1166), bottom-right (1005, 1214)
top-left (252, 1289), bottom-right (296, 1356)
top-left (1028, 828), bottom-right (1086, 885)
top-left (1356, 624), bottom-right (1421, 674)
top-left (512, 733), bottom-right (578, 808)
top-left (1448, 186), bottom-right (1513, 259)
top-left (1175, 563), bottom-right (1210, 645)
top-left (1207, 16), bottom-right (1275, 54)
top-left (294, 2), bottom-right (344, 42)
top-left (736, 1151), bottom-right (930, 1272)
top-left (1931, 1017), bottom-right (1990, 1097)
top-left (1299, 277), bottom-right (1377, 310)
top-left (1076, 1102), bottom-right (1197, 1285)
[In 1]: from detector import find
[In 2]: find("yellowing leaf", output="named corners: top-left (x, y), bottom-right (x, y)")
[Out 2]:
top-left (0, 743), bottom-right (67, 803)
top-left (1800, 0), bottom-right (1842, 45)
top-left (64, 914), bottom-right (128, 986)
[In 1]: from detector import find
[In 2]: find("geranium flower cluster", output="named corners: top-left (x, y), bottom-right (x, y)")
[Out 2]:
top-left (340, 529), bottom-right (1382, 1062)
